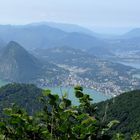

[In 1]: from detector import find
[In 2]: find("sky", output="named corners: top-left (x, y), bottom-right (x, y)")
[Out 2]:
top-left (0, 0), bottom-right (140, 33)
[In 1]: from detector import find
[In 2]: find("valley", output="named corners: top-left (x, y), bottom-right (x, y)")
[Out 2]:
top-left (34, 47), bottom-right (140, 96)
top-left (0, 23), bottom-right (140, 97)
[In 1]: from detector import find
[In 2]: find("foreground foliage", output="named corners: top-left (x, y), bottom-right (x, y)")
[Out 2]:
top-left (0, 84), bottom-right (139, 140)
top-left (0, 86), bottom-right (119, 140)
top-left (97, 90), bottom-right (140, 139)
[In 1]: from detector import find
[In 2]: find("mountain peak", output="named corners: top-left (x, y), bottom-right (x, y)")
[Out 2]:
top-left (0, 41), bottom-right (41, 82)
top-left (6, 41), bottom-right (24, 51)
top-left (8, 41), bottom-right (19, 45)
top-left (2, 41), bottom-right (32, 59)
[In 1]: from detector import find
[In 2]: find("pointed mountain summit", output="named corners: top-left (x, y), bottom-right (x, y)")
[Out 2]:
top-left (0, 41), bottom-right (42, 82)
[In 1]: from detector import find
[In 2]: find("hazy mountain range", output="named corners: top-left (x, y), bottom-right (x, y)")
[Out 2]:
top-left (0, 24), bottom-right (110, 57)
top-left (0, 41), bottom-right (68, 83)
top-left (0, 40), bottom-right (139, 95)
top-left (29, 22), bottom-right (99, 36)
top-left (0, 22), bottom-right (140, 95)
top-left (0, 41), bottom-right (42, 82)
top-left (0, 22), bottom-right (140, 58)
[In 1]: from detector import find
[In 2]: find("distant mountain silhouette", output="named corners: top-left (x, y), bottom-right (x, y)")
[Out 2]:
top-left (0, 24), bottom-right (111, 56)
top-left (122, 28), bottom-right (140, 38)
top-left (0, 41), bottom-right (42, 82)
top-left (0, 41), bottom-right (69, 84)
top-left (0, 38), bottom-right (5, 47)
top-left (30, 21), bottom-right (99, 36)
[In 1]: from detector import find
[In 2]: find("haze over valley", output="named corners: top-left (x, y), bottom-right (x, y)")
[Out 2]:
top-left (0, 22), bottom-right (140, 97)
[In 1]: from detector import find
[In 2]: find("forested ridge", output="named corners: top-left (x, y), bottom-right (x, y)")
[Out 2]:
top-left (0, 83), bottom-right (42, 115)
top-left (97, 90), bottom-right (140, 139)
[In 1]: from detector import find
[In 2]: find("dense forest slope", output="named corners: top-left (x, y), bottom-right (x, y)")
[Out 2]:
top-left (97, 90), bottom-right (140, 139)
top-left (0, 83), bottom-right (42, 115)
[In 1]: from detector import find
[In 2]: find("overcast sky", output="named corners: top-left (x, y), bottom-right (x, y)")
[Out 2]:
top-left (0, 0), bottom-right (140, 33)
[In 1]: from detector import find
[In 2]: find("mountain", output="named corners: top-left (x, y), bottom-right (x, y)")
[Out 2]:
top-left (0, 83), bottom-right (42, 115)
top-left (0, 39), bottom-right (5, 47)
top-left (0, 41), bottom-right (139, 95)
top-left (109, 38), bottom-right (140, 52)
top-left (0, 41), bottom-right (42, 82)
top-left (0, 39), bottom-right (6, 52)
top-left (33, 46), bottom-right (95, 65)
top-left (97, 90), bottom-right (140, 139)
top-left (0, 41), bottom-right (69, 86)
top-left (0, 24), bottom-right (111, 56)
top-left (101, 30), bottom-right (140, 58)
top-left (53, 32), bottom-right (111, 55)
top-left (0, 25), bottom-right (67, 49)
top-left (117, 28), bottom-right (140, 51)
top-left (30, 21), bottom-right (99, 36)
top-left (33, 46), bottom-right (140, 95)
top-left (122, 28), bottom-right (140, 39)
top-left (106, 28), bottom-right (140, 52)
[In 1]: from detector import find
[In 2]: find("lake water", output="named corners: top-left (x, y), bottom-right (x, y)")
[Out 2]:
top-left (0, 81), bottom-right (110, 105)
top-left (48, 87), bottom-right (110, 105)
top-left (0, 80), bottom-right (8, 87)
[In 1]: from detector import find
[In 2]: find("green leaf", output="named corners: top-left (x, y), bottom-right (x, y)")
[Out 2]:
top-left (81, 116), bottom-right (96, 125)
top-left (62, 92), bottom-right (68, 98)
top-left (3, 108), bottom-right (12, 115)
top-left (74, 86), bottom-right (83, 91)
top-left (59, 102), bottom-right (65, 109)
top-left (0, 134), bottom-right (5, 140)
top-left (63, 99), bottom-right (71, 107)
top-left (107, 120), bottom-right (120, 129)
top-left (42, 89), bottom-right (51, 96)
top-left (75, 91), bottom-right (84, 98)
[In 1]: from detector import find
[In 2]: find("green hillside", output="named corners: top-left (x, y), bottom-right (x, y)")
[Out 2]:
top-left (97, 90), bottom-right (140, 139)
top-left (0, 83), bottom-right (42, 115)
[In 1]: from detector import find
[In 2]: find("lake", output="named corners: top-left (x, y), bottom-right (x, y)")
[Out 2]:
top-left (0, 80), bottom-right (8, 87)
top-left (0, 80), bottom-right (110, 104)
top-left (47, 87), bottom-right (111, 105)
